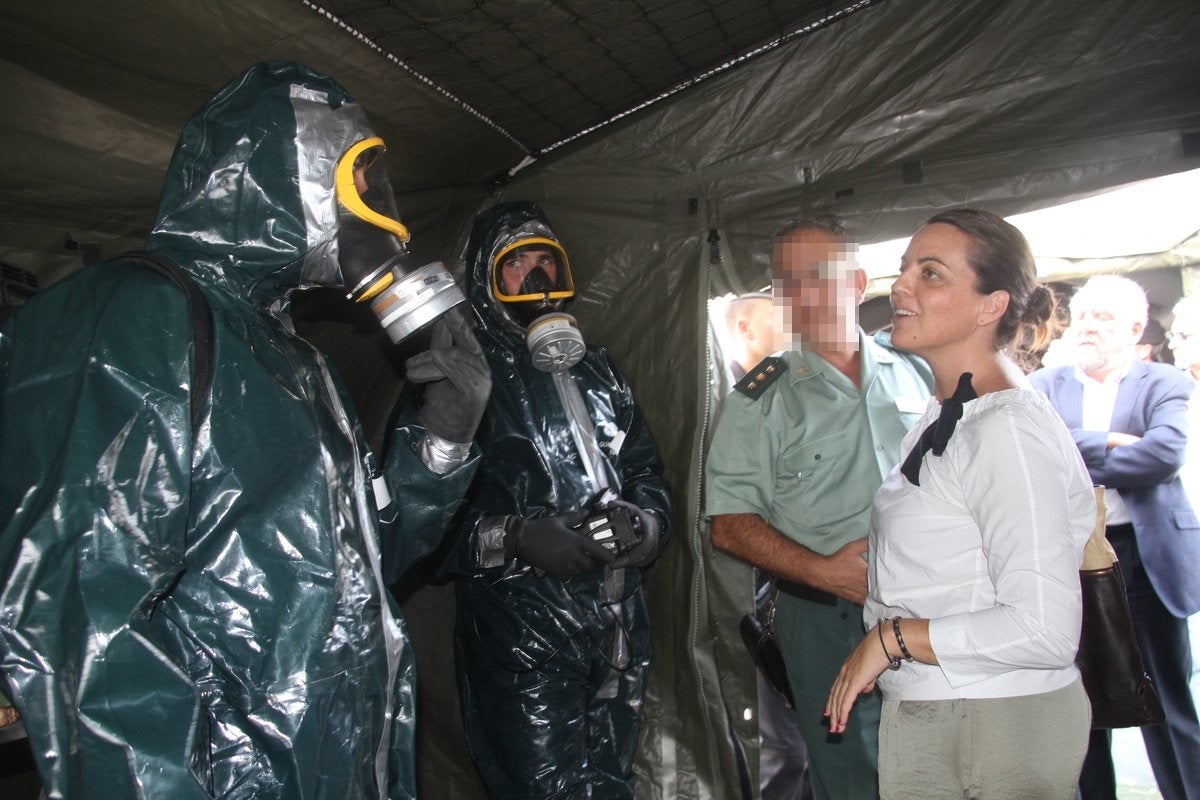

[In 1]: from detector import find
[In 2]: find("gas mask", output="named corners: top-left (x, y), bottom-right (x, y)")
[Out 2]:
top-left (491, 237), bottom-right (585, 371)
top-left (334, 137), bottom-right (464, 343)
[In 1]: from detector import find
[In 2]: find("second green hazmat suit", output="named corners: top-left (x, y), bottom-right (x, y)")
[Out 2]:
top-left (0, 61), bottom-right (489, 799)
top-left (445, 201), bottom-right (672, 799)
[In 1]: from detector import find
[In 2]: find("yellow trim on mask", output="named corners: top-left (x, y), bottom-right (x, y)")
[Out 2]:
top-left (334, 137), bottom-right (411, 243)
top-left (491, 237), bottom-right (575, 303)
top-left (357, 270), bottom-right (395, 303)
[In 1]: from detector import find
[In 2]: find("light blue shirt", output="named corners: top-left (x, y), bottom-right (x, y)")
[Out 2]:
top-left (705, 331), bottom-right (932, 554)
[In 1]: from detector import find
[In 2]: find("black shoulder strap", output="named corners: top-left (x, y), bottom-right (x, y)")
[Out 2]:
top-left (733, 355), bottom-right (787, 400)
top-left (117, 250), bottom-right (214, 431)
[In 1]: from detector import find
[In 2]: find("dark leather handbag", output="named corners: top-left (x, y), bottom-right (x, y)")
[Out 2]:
top-left (739, 582), bottom-right (796, 710)
top-left (1075, 489), bottom-right (1165, 729)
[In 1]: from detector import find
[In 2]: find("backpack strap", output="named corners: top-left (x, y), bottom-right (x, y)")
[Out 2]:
top-left (117, 250), bottom-right (214, 432)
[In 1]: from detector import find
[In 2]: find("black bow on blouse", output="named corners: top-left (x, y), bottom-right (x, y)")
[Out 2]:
top-left (900, 372), bottom-right (977, 486)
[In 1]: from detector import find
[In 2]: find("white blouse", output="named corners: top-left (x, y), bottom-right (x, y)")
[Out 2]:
top-left (865, 388), bottom-right (1095, 701)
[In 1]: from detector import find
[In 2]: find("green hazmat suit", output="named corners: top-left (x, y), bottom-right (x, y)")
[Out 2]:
top-left (0, 61), bottom-right (477, 799)
top-left (445, 201), bottom-right (672, 799)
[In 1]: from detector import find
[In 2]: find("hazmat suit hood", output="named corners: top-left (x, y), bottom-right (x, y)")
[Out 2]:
top-left (148, 60), bottom-right (382, 311)
top-left (465, 200), bottom-right (574, 343)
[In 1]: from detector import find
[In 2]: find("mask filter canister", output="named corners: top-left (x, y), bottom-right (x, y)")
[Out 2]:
top-left (526, 312), bottom-right (585, 372)
top-left (335, 136), bottom-right (466, 344)
top-left (361, 258), bottom-right (465, 344)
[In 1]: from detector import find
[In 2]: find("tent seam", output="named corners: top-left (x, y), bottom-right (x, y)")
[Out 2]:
top-left (299, 0), bottom-right (535, 156)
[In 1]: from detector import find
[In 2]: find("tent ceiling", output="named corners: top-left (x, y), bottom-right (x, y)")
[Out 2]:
top-left (0, 0), bottom-right (875, 286)
top-left (315, 0), bottom-right (866, 156)
top-left (2, 0), bottom-right (1198, 292)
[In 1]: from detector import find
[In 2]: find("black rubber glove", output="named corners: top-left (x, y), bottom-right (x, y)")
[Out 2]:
top-left (604, 498), bottom-right (663, 569)
top-left (505, 511), bottom-right (616, 579)
top-left (405, 309), bottom-right (491, 444)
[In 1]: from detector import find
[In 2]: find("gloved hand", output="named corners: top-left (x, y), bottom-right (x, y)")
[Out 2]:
top-left (406, 309), bottom-right (491, 444)
top-left (604, 498), bottom-right (663, 569)
top-left (505, 511), bottom-right (616, 579)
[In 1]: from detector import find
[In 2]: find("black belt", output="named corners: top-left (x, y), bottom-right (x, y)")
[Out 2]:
top-left (1106, 522), bottom-right (1135, 538)
top-left (776, 579), bottom-right (838, 606)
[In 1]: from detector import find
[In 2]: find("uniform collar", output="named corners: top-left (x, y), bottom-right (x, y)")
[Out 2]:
top-left (783, 328), bottom-right (878, 382)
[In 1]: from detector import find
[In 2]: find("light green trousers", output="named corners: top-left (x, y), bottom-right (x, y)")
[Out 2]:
top-left (878, 678), bottom-right (1090, 800)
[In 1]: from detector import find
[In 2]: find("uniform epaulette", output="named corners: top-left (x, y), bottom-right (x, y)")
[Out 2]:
top-left (734, 356), bottom-right (787, 399)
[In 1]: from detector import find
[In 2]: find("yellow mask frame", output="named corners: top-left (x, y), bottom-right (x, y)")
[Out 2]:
top-left (491, 236), bottom-right (575, 303)
top-left (334, 137), bottom-right (411, 244)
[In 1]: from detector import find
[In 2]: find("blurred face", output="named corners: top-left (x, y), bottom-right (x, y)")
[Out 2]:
top-left (771, 228), bottom-right (862, 352)
top-left (1169, 313), bottom-right (1200, 375)
top-left (499, 247), bottom-right (559, 296)
top-left (890, 223), bottom-right (1000, 358)
top-left (1068, 291), bottom-right (1142, 378)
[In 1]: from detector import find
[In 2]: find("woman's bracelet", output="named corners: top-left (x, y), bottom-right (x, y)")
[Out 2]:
top-left (892, 616), bottom-right (916, 663)
top-left (877, 619), bottom-right (902, 670)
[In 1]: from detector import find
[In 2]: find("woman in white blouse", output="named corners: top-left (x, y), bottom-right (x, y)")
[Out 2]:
top-left (825, 208), bottom-right (1095, 799)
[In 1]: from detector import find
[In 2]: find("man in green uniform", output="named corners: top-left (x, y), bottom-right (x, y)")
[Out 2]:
top-left (706, 219), bottom-right (931, 800)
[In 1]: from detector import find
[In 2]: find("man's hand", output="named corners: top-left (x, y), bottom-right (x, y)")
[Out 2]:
top-left (1107, 432), bottom-right (1141, 449)
top-left (711, 514), bottom-right (869, 604)
top-left (603, 498), bottom-right (662, 568)
top-left (818, 538), bottom-right (869, 605)
top-left (507, 512), bottom-right (616, 579)
top-left (406, 310), bottom-right (491, 444)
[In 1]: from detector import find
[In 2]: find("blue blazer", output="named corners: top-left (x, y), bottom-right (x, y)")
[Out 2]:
top-left (1030, 360), bottom-right (1200, 618)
